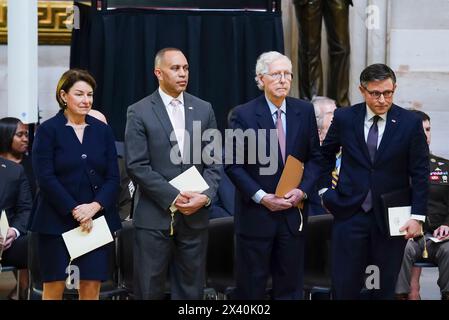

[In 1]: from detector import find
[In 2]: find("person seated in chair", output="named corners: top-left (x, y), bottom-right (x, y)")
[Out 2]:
top-left (310, 96), bottom-right (338, 216)
top-left (395, 110), bottom-right (449, 300)
top-left (0, 156), bottom-right (32, 300)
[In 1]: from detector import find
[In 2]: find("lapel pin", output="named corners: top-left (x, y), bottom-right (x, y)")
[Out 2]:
top-left (188, 107), bottom-right (193, 110)
top-left (1, 164), bottom-right (6, 168)
top-left (391, 119), bottom-right (396, 123)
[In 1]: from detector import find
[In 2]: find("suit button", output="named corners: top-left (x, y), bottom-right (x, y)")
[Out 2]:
top-left (81, 154), bottom-right (87, 159)
top-left (90, 169), bottom-right (95, 175)
top-left (94, 185), bottom-right (98, 190)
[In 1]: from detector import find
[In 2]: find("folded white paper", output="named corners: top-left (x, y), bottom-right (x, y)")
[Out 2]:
top-left (388, 206), bottom-right (411, 236)
top-left (169, 166), bottom-right (209, 193)
top-left (429, 236), bottom-right (449, 243)
top-left (62, 216), bottom-right (113, 260)
top-left (0, 210), bottom-right (9, 239)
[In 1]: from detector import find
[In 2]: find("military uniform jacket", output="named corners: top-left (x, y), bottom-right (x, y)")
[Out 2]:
top-left (426, 154), bottom-right (449, 232)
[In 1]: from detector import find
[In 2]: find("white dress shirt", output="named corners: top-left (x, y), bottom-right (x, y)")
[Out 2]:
top-left (251, 97), bottom-right (287, 204)
top-left (158, 87), bottom-right (185, 157)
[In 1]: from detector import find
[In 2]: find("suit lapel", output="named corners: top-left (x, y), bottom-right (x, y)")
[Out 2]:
top-left (255, 96), bottom-right (283, 169)
top-left (0, 158), bottom-right (7, 206)
top-left (375, 105), bottom-right (400, 163)
top-left (285, 98), bottom-right (301, 158)
top-left (354, 104), bottom-right (371, 163)
top-left (150, 91), bottom-right (177, 150)
top-left (256, 97), bottom-right (276, 131)
top-left (183, 94), bottom-right (195, 165)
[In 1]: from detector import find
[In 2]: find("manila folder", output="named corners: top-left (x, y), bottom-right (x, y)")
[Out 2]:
top-left (275, 155), bottom-right (304, 209)
top-left (62, 216), bottom-right (113, 261)
top-left (169, 166), bottom-right (209, 193)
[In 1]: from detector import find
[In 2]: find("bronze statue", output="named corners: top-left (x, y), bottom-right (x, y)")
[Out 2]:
top-left (293, 0), bottom-right (352, 106)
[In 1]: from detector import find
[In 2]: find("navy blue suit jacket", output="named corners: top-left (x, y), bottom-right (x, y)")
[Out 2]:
top-left (0, 157), bottom-right (32, 235)
top-left (319, 103), bottom-right (429, 234)
top-left (226, 95), bottom-right (322, 237)
top-left (30, 111), bottom-right (121, 235)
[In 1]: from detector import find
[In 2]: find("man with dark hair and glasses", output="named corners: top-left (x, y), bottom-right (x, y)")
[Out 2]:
top-left (318, 63), bottom-right (429, 299)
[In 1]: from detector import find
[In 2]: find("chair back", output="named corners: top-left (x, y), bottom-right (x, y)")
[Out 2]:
top-left (304, 214), bottom-right (334, 299)
top-left (206, 216), bottom-right (235, 296)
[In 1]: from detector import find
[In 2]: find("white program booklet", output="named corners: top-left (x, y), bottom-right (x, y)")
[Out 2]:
top-left (0, 210), bottom-right (9, 239)
top-left (388, 206), bottom-right (411, 236)
top-left (169, 166), bottom-right (209, 193)
top-left (62, 216), bottom-right (113, 260)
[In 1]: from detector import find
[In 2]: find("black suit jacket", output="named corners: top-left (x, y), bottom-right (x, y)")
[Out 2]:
top-left (0, 157), bottom-right (32, 234)
top-left (319, 103), bottom-right (429, 234)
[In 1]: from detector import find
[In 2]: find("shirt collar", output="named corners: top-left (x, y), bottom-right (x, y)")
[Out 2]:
top-left (365, 105), bottom-right (387, 122)
top-left (158, 87), bottom-right (184, 107)
top-left (265, 96), bottom-right (286, 116)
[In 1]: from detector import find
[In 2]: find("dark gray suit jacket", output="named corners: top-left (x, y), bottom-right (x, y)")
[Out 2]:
top-left (125, 90), bottom-right (221, 230)
top-left (0, 157), bottom-right (32, 235)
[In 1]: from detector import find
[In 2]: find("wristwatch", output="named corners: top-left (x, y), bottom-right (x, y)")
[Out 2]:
top-left (205, 196), bottom-right (212, 207)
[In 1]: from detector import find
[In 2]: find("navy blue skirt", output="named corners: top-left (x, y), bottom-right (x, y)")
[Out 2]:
top-left (37, 233), bottom-right (113, 282)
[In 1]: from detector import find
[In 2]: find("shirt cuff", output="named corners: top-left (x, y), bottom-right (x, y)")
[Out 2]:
top-left (411, 214), bottom-right (426, 222)
top-left (169, 194), bottom-right (180, 213)
top-left (318, 188), bottom-right (328, 196)
top-left (252, 189), bottom-right (267, 204)
top-left (11, 227), bottom-right (20, 239)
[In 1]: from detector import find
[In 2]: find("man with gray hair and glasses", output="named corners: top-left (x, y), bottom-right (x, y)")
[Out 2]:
top-left (226, 51), bottom-right (322, 299)
top-left (318, 63), bottom-right (429, 299)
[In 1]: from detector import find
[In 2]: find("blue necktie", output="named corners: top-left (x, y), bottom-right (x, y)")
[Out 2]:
top-left (361, 115), bottom-right (380, 212)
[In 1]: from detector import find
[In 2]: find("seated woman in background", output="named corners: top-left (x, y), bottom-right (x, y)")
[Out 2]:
top-left (0, 116), bottom-right (35, 299)
top-left (0, 117), bottom-right (37, 198)
top-left (0, 156), bottom-right (32, 300)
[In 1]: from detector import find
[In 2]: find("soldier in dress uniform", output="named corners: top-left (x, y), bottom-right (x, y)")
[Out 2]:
top-left (395, 110), bottom-right (449, 300)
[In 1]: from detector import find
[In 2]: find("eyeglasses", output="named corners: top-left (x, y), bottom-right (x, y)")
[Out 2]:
top-left (15, 131), bottom-right (29, 138)
top-left (363, 87), bottom-right (394, 99)
top-left (264, 72), bottom-right (293, 81)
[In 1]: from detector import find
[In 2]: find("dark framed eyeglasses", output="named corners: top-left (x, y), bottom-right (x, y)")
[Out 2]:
top-left (264, 72), bottom-right (293, 81)
top-left (363, 87), bottom-right (394, 99)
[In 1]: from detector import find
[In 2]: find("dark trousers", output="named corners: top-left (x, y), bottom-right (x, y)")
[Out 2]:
top-left (1, 235), bottom-right (28, 269)
top-left (331, 210), bottom-right (407, 299)
top-left (235, 220), bottom-right (304, 300)
top-left (293, 0), bottom-right (351, 106)
top-left (133, 217), bottom-right (208, 300)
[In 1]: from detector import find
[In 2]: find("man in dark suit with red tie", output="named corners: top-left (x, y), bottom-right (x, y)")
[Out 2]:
top-left (226, 51), bottom-right (322, 299)
top-left (318, 64), bottom-right (429, 299)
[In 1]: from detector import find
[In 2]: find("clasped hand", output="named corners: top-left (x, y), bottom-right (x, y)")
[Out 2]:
top-left (175, 191), bottom-right (208, 215)
top-left (72, 202), bottom-right (101, 232)
top-left (261, 189), bottom-right (304, 212)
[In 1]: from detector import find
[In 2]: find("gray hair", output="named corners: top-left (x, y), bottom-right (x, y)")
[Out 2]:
top-left (312, 96), bottom-right (336, 130)
top-left (254, 51), bottom-right (292, 90)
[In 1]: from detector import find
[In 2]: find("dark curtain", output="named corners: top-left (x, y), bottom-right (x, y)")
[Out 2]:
top-left (71, 3), bottom-right (284, 140)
